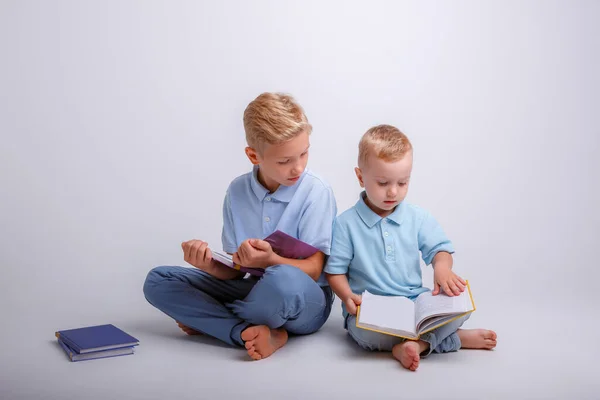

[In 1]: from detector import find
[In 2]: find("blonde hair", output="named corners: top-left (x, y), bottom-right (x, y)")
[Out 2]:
top-left (243, 93), bottom-right (312, 150)
top-left (358, 124), bottom-right (412, 167)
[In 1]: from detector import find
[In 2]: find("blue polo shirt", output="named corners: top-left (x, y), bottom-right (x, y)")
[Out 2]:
top-left (221, 165), bottom-right (337, 286)
top-left (325, 192), bottom-right (455, 311)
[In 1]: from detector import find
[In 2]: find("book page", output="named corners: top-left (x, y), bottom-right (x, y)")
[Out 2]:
top-left (211, 251), bottom-right (234, 268)
top-left (414, 288), bottom-right (473, 329)
top-left (358, 291), bottom-right (416, 335)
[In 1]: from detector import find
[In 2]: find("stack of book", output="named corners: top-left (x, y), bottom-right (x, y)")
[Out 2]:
top-left (55, 324), bottom-right (139, 362)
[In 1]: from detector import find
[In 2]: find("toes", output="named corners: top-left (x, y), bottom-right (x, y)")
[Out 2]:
top-left (247, 345), bottom-right (264, 361)
top-left (245, 341), bottom-right (255, 350)
top-left (241, 327), bottom-right (259, 342)
top-left (485, 330), bottom-right (497, 340)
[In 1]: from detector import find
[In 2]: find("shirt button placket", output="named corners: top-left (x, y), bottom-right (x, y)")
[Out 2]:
top-left (383, 222), bottom-right (394, 261)
top-left (263, 196), bottom-right (272, 235)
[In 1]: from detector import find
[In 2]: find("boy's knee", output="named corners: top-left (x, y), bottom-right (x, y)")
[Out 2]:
top-left (241, 266), bottom-right (308, 315)
top-left (347, 325), bottom-right (378, 351)
top-left (456, 313), bottom-right (471, 328)
top-left (263, 265), bottom-right (308, 298)
top-left (142, 266), bottom-right (172, 301)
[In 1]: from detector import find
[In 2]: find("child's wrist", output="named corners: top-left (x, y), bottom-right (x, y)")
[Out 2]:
top-left (268, 253), bottom-right (284, 267)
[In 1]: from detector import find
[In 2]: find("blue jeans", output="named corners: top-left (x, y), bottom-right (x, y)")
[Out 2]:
top-left (143, 264), bottom-right (334, 347)
top-left (345, 313), bottom-right (470, 356)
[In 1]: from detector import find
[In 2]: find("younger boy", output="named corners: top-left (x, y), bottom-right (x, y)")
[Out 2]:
top-left (325, 125), bottom-right (497, 371)
top-left (144, 93), bottom-right (336, 360)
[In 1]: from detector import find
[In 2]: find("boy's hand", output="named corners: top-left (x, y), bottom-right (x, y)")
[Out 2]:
top-left (433, 265), bottom-right (466, 296)
top-left (232, 239), bottom-right (276, 269)
top-left (181, 240), bottom-right (213, 270)
top-left (344, 293), bottom-right (362, 315)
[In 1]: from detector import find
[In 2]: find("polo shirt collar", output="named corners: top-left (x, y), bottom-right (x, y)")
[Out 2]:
top-left (250, 165), bottom-right (303, 203)
top-left (355, 191), bottom-right (405, 227)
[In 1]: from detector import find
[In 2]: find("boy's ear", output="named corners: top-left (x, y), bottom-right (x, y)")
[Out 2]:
top-left (354, 167), bottom-right (364, 188)
top-left (245, 147), bottom-right (261, 165)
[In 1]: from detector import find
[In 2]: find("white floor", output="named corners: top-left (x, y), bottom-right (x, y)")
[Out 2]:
top-left (2, 293), bottom-right (598, 400)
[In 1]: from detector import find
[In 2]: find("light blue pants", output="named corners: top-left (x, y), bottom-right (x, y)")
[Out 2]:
top-left (346, 313), bottom-right (470, 356)
top-left (143, 264), bottom-right (334, 347)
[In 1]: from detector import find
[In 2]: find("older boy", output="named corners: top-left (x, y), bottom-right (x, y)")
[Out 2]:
top-left (144, 93), bottom-right (336, 360)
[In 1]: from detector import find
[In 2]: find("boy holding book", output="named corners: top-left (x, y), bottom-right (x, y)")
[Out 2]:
top-left (144, 93), bottom-right (336, 360)
top-left (325, 125), bottom-right (497, 371)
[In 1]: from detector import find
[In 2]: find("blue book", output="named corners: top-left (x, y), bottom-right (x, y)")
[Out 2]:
top-left (55, 324), bottom-right (139, 354)
top-left (58, 338), bottom-right (135, 362)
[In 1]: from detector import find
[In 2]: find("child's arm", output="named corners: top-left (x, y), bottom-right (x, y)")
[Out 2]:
top-left (431, 252), bottom-right (465, 296)
top-left (181, 239), bottom-right (244, 280)
top-left (271, 251), bottom-right (324, 281)
top-left (326, 273), bottom-right (362, 315)
top-left (324, 216), bottom-right (362, 314)
top-left (418, 210), bottom-right (465, 296)
top-left (232, 239), bottom-right (324, 281)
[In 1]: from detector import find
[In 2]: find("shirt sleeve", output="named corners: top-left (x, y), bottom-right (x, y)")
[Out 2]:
top-left (297, 185), bottom-right (337, 255)
top-left (324, 217), bottom-right (354, 275)
top-left (221, 189), bottom-right (237, 254)
top-left (418, 211), bottom-right (455, 265)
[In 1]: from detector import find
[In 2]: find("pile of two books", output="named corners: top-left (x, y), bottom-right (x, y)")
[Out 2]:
top-left (55, 324), bottom-right (139, 362)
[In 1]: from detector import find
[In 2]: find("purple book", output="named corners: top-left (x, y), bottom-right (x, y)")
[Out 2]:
top-left (263, 230), bottom-right (320, 260)
top-left (212, 230), bottom-right (321, 277)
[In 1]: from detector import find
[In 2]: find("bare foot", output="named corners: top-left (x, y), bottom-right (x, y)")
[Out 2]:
top-left (392, 340), bottom-right (429, 371)
top-left (458, 329), bottom-right (497, 349)
top-left (241, 325), bottom-right (288, 360)
top-left (177, 322), bottom-right (202, 335)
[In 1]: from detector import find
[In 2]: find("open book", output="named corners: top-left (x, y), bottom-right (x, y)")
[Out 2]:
top-left (356, 282), bottom-right (476, 340)
top-left (212, 230), bottom-right (320, 277)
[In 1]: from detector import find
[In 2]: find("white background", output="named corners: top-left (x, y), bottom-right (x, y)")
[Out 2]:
top-left (1, 1), bottom-right (599, 399)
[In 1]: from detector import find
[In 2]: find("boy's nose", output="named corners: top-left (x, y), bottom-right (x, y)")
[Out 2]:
top-left (291, 162), bottom-right (303, 175)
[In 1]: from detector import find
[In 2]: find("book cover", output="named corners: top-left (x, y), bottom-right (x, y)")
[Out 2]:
top-left (263, 230), bottom-right (320, 260)
top-left (355, 282), bottom-right (476, 340)
top-left (55, 324), bottom-right (139, 354)
top-left (58, 338), bottom-right (135, 362)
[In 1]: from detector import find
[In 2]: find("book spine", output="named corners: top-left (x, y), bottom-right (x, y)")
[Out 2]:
top-left (56, 333), bottom-right (83, 354)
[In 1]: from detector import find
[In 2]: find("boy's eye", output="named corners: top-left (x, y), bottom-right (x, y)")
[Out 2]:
top-left (377, 182), bottom-right (388, 187)
top-left (301, 151), bottom-right (308, 157)
top-left (398, 182), bottom-right (407, 187)
top-left (277, 160), bottom-right (290, 165)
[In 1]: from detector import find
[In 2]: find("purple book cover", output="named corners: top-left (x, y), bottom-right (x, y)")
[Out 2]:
top-left (264, 230), bottom-right (320, 260)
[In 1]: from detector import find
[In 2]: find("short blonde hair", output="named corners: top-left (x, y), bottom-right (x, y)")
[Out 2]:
top-left (358, 124), bottom-right (412, 167)
top-left (243, 93), bottom-right (312, 150)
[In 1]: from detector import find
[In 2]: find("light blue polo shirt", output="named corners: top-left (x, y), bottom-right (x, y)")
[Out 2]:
top-left (325, 192), bottom-right (455, 312)
top-left (221, 165), bottom-right (337, 286)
